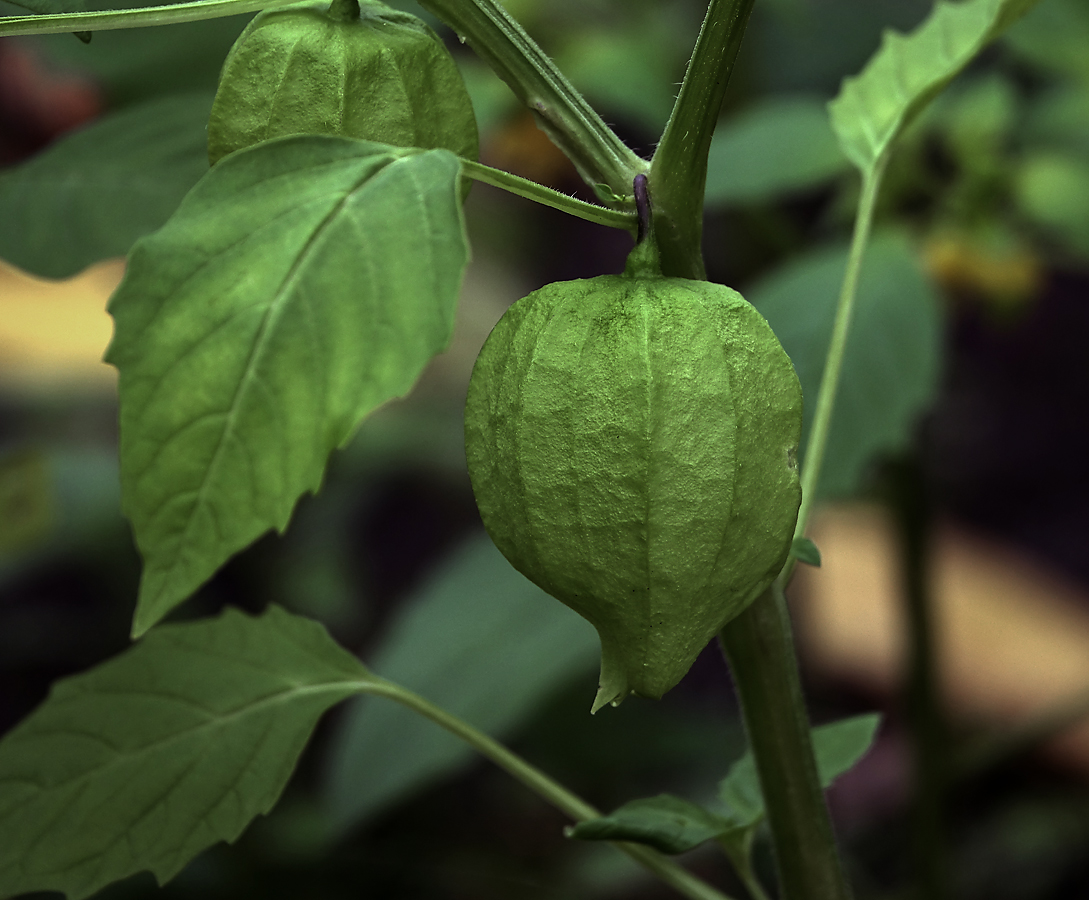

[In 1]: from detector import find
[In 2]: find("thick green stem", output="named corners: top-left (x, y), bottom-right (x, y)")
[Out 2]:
top-left (418, 0), bottom-right (646, 200)
top-left (0, 0), bottom-right (294, 36)
top-left (779, 154), bottom-right (888, 587)
top-left (361, 679), bottom-right (737, 900)
top-left (649, 0), bottom-right (755, 279)
top-left (718, 586), bottom-right (852, 900)
top-left (460, 159), bottom-right (637, 233)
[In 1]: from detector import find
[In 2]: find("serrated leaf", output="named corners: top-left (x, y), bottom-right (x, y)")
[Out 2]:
top-left (705, 95), bottom-right (850, 206)
top-left (0, 605), bottom-right (371, 900)
top-left (322, 533), bottom-right (599, 832)
top-left (566, 794), bottom-right (733, 855)
top-left (718, 713), bottom-right (881, 828)
top-left (791, 536), bottom-right (821, 567)
top-left (0, 93), bottom-right (212, 278)
top-left (749, 232), bottom-right (941, 498)
top-left (829, 0), bottom-right (1042, 173)
top-left (105, 135), bottom-right (468, 638)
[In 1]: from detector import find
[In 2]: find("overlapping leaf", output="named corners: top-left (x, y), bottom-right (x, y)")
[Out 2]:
top-left (717, 713), bottom-right (882, 829)
top-left (705, 95), bottom-right (849, 206)
top-left (568, 714), bottom-right (881, 855)
top-left (748, 232), bottom-right (941, 498)
top-left (105, 136), bottom-right (469, 637)
top-left (829, 0), bottom-right (1042, 173)
top-left (0, 93), bottom-right (212, 278)
top-left (0, 606), bottom-right (371, 900)
top-left (322, 533), bottom-right (599, 831)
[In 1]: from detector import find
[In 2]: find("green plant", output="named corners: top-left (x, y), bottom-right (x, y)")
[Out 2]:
top-left (0, 0), bottom-right (1051, 899)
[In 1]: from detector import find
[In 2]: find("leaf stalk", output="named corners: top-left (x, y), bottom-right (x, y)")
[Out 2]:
top-left (460, 159), bottom-right (637, 233)
top-left (779, 152), bottom-right (888, 587)
top-left (361, 678), bottom-right (738, 900)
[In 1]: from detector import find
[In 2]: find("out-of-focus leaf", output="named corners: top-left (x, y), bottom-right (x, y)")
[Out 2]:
top-left (930, 73), bottom-right (1018, 159)
top-left (567, 795), bottom-right (733, 855)
top-left (1, 0), bottom-right (84, 12)
top-left (23, 0), bottom-right (251, 106)
top-left (749, 232), bottom-right (942, 498)
top-left (0, 606), bottom-right (370, 900)
top-left (829, 0), bottom-right (1042, 173)
top-left (1002, 0), bottom-right (1089, 82)
top-left (705, 96), bottom-right (849, 206)
top-left (0, 450), bottom-right (52, 554)
top-left (1015, 152), bottom-right (1089, 256)
top-left (106, 136), bottom-right (468, 637)
top-left (558, 26), bottom-right (680, 134)
top-left (746, 0), bottom-right (931, 96)
top-left (0, 93), bottom-right (212, 278)
top-left (1024, 85), bottom-right (1089, 157)
top-left (321, 533), bottom-right (599, 833)
top-left (718, 713), bottom-right (881, 828)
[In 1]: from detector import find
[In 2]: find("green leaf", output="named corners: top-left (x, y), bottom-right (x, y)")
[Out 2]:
top-left (749, 232), bottom-right (941, 498)
top-left (321, 533), bottom-right (599, 832)
top-left (811, 712), bottom-right (882, 784)
top-left (558, 25), bottom-right (681, 134)
top-left (31, 13), bottom-right (252, 106)
top-left (566, 795), bottom-right (733, 855)
top-left (0, 93), bottom-right (212, 278)
top-left (105, 136), bottom-right (468, 638)
top-left (790, 536), bottom-right (821, 568)
top-left (1, 0), bottom-right (86, 13)
top-left (0, 605), bottom-right (370, 900)
top-left (705, 95), bottom-right (850, 206)
top-left (829, 0), bottom-right (1042, 173)
top-left (1002, 0), bottom-right (1089, 82)
top-left (718, 713), bottom-right (881, 828)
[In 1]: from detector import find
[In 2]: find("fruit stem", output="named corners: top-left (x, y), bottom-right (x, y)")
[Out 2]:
top-left (635, 173), bottom-right (652, 243)
top-left (360, 678), bottom-right (740, 900)
top-left (326, 0), bottom-right (360, 22)
top-left (718, 586), bottom-right (852, 900)
top-left (649, 0), bottom-right (756, 279)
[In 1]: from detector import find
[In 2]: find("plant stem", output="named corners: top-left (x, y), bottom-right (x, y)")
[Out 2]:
top-left (460, 159), bottom-right (637, 233)
top-left (778, 153), bottom-right (888, 587)
top-left (885, 458), bottom-right (949, 900)
top-left (649, 0), bottom-right (755, 279)
top-left (418, 0), bottom-right (646, 200)
top-left (719, 832), bottom-right (773, 900)
top-left (0, 0), bottom-right (294, 36)
top-left (718, 586), bottom-right (852, 900)
top-left (360, 678), bottom-right (738, 900)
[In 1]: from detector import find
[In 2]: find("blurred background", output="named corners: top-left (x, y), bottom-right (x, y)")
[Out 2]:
top-left (2, 0), bottom-right (1089, 896)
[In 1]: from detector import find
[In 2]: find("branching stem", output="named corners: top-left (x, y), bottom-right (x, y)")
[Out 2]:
top-left (418, 0), bottom-right (646, 199)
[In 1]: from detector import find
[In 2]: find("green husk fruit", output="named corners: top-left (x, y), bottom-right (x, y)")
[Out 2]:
top-left (465, 275), bottom-right (803, 711)
top-left (207, 0), bottom-right (478, 168)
